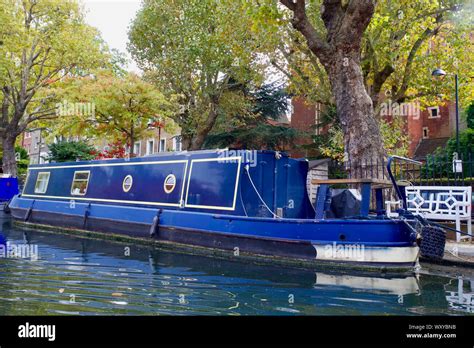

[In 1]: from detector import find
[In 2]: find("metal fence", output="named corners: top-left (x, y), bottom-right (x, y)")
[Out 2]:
top-left (327, 152), bottom-right (474, 187)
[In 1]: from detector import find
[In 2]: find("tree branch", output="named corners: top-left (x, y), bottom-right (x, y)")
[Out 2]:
top-left (280, 0), bottom-right (331, 63)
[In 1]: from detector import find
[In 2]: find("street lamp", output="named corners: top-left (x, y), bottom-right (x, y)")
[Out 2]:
top-left (431, 68), bottom-right (460, 154)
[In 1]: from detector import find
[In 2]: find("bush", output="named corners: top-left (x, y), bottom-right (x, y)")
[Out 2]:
top-left (48, 141), bottom-right (96, 163)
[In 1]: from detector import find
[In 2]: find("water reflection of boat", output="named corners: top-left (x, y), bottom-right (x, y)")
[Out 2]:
top-left (9, 151), bottom-right (420, 270)
top-left (4, 225), bottom-right (421, 296)
top-left (314, 273), bottom-right (419, 296)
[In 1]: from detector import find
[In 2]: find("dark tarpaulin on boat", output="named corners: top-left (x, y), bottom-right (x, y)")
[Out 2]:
top-left (326, 189), bottom-right (361, 218)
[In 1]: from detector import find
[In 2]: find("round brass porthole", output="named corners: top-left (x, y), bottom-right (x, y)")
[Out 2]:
top-left (123, 175), bottom-right (133, 193)
top-left (164, 174), bottom-right (176, 194)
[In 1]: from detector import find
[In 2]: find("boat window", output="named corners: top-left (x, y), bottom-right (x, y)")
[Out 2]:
top-left (34, 172), bottom-right (50, 194)
top-left (123, 175), bottom-right (133, 192)
top-left (164, 174), bottom-right (176, 193)
top-left (71, 171), bottom-right (90, 196)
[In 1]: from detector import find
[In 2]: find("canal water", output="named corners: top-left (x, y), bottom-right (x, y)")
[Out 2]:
top-left (0, 218), bottom-right (473, 316)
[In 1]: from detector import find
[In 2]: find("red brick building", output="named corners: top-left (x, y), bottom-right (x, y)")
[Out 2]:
top-left (289, 97), bottom-right (461, 160)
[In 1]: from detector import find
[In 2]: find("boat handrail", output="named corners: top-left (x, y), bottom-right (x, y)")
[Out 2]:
top-left (386, 156), bottom-right (422, 209)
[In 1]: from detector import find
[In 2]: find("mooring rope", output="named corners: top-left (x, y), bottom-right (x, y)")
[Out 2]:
top-left (244, 164), bottom-right (280, 219)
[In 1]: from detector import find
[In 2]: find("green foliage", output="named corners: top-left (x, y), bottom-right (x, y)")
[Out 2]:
top-left (466, 101), bottom-right (474, 129)
top-left (204, 123), bottom-right (299, 151)
top-left (48, 141), bottom-right (96, 163)
top-left (251, 83), bottom-right (290, 120)
top-left (250, 0), bottom-right (473, 110)
top-left (49, 71), bottom-right (175, 155)
top-left (445, 128), bottom-right (474, 159)
top-left (0, 0), bottom-right (108, 175)
top-left (315, 116), bottom-right (409, 160)
top-left (422, 128), bottom-right (474, 177)
top-left (129, 0), bottom-right (266, 149)
top-left (14, 146), bottom-right (29, 178)
top-left (204, 83), bottom-right (294, 150)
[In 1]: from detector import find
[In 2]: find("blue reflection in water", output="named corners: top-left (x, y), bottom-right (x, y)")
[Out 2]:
top-left (0, 219), bottom-right (472, 316)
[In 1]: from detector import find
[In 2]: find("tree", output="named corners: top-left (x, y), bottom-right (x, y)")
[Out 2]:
top-left (274, 0), bottom-right (386, 171)
top-left (15, 146), bottom-right (29, 180)
top-left (128, 0), bottom-right (265, 150)
top-left (0, 0), bottom-right (106, 176)
top-left (309, 106), bottom-right (409, 160)
top-left (261, 1), bottom-right (473, 108)
top-left (204, 83), bottom-right (299, 150)
top-left (51, 71), bottom-right (175, 156)
top-left (364, 0), bottom-right (473, 110)
top-left (205, 123), bottom-right (299, 151)
top-left (251, 0), bottom-right (472, 168)
top-left (47, 140), bottom-right (96, 163)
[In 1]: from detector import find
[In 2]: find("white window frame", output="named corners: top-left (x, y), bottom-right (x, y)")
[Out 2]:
top-left (133, 141), bottom-right (141, 156)
top-left (159, 138), bottom-right (166, 152)
top-left (422, 127), bottom-right (429, 139)
top-left (173, 137), bottom-right (182, 151)
top-left (146, 139), bottom-right (155, 155)
top-left (34, 172), bottom-right (50, 194)
top-left (71, 170), bottom-right (91, 196)
top-left (428, 106), bottom-right (440, 119)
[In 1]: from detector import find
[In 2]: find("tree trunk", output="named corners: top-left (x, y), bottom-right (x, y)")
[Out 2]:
top-left (181, 134), bottom-right (192, 151)
top-left (2, 134), bottom-right (18, 177)
top-left (189, 101), bottom-right (219, 151)
top-left (326, 51), bottom-right (385, 173)
top-left (281, 0), bottom-right (385, 177)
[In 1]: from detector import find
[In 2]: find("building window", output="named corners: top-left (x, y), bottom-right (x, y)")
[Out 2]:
top-left (71, 171), bottom-right (90, 196)
top-left (159, 138), bottom-right (166, 152)
top-left (428, 106), bottom-right (440, 118)
top-left (146, 139), bottom-right (155, 155)
top-left (34, 172), bottom-right (50, 194)
top-left (422, 127), bottom-right (429, 139)
top-left (122, 175), bottom-right (133, 193)
top-left (39, 152), bottom-right (48, 164)
top-left (173, 136), bottom-right (182, 151)
top-left (133, 141), bottom-right (141, 156)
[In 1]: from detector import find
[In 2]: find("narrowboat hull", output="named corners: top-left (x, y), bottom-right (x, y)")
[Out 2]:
top-left (9, 150), bottom-right (420, 270)
top-left (9, 197), bottom-right (419, 270)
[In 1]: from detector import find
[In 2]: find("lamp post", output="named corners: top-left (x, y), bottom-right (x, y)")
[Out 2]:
top-left (431, 68), bottom-right (460, 154)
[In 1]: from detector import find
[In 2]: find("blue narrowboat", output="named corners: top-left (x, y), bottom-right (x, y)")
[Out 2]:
top-left (8, 150), bottom-right (426, 270)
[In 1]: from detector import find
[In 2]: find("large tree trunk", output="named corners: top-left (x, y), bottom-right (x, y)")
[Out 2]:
top-left (326, 51), bottom-right (385, 169)
top-left (189, 101), bottom-right (219, 151)
top-left (2, 133), bottom-right (18, 177)
top-left (281, 0), bottom-right (385, 176)
top-left (181, 134), bottom-right (192, 151)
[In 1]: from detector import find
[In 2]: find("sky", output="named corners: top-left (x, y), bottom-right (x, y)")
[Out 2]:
top-left (82, 0), bottom-right (142, 73)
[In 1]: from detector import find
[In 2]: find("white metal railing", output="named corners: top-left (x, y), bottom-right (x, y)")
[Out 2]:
top-left (405, 186), bottom-right (472, 242)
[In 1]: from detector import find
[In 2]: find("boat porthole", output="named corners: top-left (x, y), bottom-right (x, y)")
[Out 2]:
top-left (123, 175), bottom-right (133, 193)
top-left (164, 174), bottom-right (176, 194)
top-left (339, 234), bottom-right (346, 241)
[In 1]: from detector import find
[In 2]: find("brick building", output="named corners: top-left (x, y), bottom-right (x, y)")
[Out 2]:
top-left (20, 129), bottom-right (49, 164)
top-left (289, 97), bottom-right (463, 160)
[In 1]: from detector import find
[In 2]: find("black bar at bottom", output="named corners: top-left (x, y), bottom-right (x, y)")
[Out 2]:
top-left (0, 316), bottom-right (472, 346)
